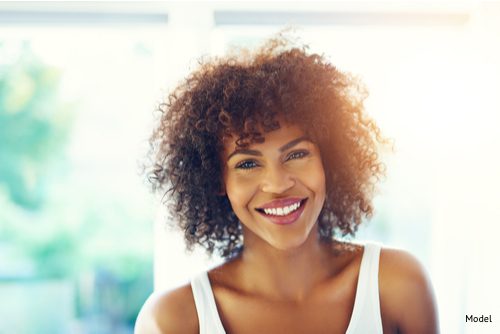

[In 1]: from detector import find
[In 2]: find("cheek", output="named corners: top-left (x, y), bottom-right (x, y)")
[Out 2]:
top-left (225, 174), bottom-right (257, 209)
top-left (308, 161), bottom-right (326, 198)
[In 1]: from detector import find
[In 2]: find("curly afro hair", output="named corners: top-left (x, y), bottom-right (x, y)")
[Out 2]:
top-left (147, 36), bottom-right (389, 259)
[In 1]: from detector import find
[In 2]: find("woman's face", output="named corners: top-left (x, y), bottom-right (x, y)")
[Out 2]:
top-left (222, 123), bottom-right (326, 251)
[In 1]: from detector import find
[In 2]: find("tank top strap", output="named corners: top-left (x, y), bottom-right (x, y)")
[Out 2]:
top-left (190, 271), bottom-right (226, 334)
top-left (346, 242), bottom-right (383, 334)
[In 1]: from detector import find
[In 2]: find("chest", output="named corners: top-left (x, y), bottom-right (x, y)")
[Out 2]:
top-left (212, 281), bottom-right (357, 334)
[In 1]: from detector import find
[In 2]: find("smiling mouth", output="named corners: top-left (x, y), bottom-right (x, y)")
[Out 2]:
top-left (255, 198), bottom-right (308, 217)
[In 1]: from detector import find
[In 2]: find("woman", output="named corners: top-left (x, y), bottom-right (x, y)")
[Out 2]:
top-left (135, 36), bottom-right (439, 333)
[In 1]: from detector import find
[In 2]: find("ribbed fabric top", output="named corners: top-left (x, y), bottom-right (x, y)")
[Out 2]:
top-left (190, 242), bottom-right (383, 334)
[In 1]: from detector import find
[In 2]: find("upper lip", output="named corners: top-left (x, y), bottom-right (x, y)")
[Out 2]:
top-left (256, 197), bottom-right (306, 210)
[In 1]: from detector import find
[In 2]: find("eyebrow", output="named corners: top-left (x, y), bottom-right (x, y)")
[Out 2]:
top-left (226, 135), bottom-right (310, 161)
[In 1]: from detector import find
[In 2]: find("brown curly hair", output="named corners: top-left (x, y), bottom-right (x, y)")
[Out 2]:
top-left (147, 36), bottom-right (388, 259)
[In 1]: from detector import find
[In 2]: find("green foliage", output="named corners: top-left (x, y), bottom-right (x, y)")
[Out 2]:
top-left (0, 42), bottom-right (73, 210)
top-left (0, 41), bottom-right (154, 330)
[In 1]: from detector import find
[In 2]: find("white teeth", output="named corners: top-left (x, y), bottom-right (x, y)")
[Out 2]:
top-left (261, 201), bottom-right (302, 216)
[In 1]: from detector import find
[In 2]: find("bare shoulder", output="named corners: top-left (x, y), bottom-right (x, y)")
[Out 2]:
top-left (379, 247), bottom-right (439, 333)
top-left (134, 283), bottom-right (198, 334)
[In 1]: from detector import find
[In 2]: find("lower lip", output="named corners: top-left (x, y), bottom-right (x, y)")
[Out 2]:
top-left (258, 199), bottom-right (307, 225)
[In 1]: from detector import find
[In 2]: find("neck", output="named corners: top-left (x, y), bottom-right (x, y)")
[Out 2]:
top-left (237, 225), bottom-right (334, 302)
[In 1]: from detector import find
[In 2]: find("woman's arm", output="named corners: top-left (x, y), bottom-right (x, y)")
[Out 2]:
top-left (134, 284), bottom-right (199, 334)
top-left (379, 248), bottom-right (439, 334)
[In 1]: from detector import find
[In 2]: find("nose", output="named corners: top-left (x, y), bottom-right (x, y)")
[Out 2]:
top-left (260, 165), bottom-right (295, 194)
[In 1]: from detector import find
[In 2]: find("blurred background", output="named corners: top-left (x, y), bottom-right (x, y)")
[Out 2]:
top-left (1, 1), bottom-right (499, 333)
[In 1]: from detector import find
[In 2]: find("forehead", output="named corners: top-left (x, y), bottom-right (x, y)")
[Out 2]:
top-left (222, 123), bottom-right (306, 154)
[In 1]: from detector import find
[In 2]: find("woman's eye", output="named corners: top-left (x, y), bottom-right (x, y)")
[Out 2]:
top-left (286, 150), bottom-right (309, 161)
top-left (235, 160), bottom-right (258, 169)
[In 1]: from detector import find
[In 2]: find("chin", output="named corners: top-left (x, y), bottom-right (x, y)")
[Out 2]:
top-left (266, 234), bottom-right (311, 251)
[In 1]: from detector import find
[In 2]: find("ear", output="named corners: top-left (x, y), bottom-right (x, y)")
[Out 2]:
top-left (216, 181), bottom-right (226, 196)
top-left (216, 186), bottom-right (226, 196)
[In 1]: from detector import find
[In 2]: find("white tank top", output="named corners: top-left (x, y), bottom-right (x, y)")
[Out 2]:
top-left (190, 242), bottom-right (383, 334)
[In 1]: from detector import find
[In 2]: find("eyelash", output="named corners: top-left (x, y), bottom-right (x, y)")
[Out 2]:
top-left (287, 150), bottom-right (309, 160)
top-left (235, 150), bottom-right (310, 170)
top-left (235, 160), bottom-right (258, 169)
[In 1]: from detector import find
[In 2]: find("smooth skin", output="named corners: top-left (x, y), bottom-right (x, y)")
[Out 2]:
top-left (135, 124), bottom-right (439, 334)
